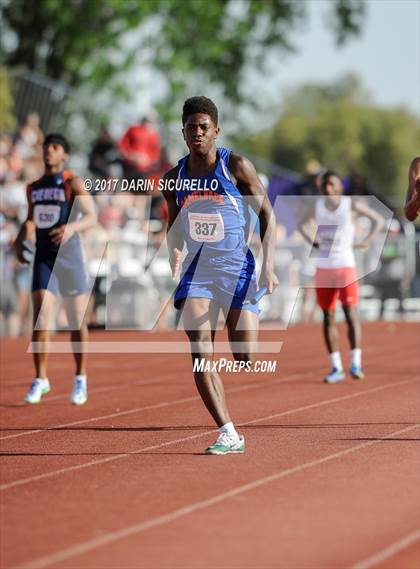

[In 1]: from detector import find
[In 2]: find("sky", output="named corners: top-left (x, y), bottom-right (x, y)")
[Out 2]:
top-left (277, 0), bottom-right (419, 115)
top-left (111, 0), bottom-right (420, 141)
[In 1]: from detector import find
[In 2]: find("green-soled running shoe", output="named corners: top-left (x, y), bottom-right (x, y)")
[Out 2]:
top-left (324, 368), bottom-right (345, 384)
top-left (205, 432), bottom-right (245, 455)
top-left (350, 365), bottom-right (365, 380)
top-left (24, 378), bottom-right (51, 404)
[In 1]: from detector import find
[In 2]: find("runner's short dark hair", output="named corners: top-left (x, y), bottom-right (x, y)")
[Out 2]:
top-left (43, 133), bottom-right (71, 154)
top-left (182, 96), bottom-right (218, 126)
top-left (321, 170), bottom-right (340, 185)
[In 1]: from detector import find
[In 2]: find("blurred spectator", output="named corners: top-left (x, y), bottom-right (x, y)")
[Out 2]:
top-left (0, 113), bottom-right (44, 337)
top-left (294, 159), bottom-right (323, 196)
top-left (1, 106), bottom-right (418, 334)
top-left (0, 169), bottom-right (27, 222)
top-left (98, 203), bottom-right (123, 235)
top-left (348, 171), bottom-right (369, 196)
top-left (8, 145), bottom-right (25, 177)
top-left (15, 112), bottom-right (44, 161)
top-left (0, 213), bottom-right (20, 336)
top-left (1, 133), bottom-right (25, 179)
top-left (119, 115), bottom-right (160, 182)
top-left (89, 125), bottom-right (120, 179)
top-left (0, 135), bottom-right (14, 181)
top-left (0, 170), bottom-right (31, 334)
top-left (348, 170), bottom-right (404, 230)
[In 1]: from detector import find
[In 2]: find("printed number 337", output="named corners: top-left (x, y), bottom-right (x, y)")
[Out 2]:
top-left (195, 221), bottom-right (217, 236)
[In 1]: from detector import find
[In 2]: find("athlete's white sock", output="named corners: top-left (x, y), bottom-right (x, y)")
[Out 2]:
top-left (330, 352), bottom-right (343, 371)
top-left (219, 422), bottom-right (238, 439)
top-left (74, 374), bottom-right (87, 384)
top-left (351, 349), bottom-right (362, 368)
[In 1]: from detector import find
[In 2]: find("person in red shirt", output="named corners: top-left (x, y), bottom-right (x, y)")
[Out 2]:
top-left (119, 116), bottom-right (160, 182)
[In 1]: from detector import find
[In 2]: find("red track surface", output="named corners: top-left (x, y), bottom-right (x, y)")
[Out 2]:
top-left (0, 322), bottom-right (419, 569)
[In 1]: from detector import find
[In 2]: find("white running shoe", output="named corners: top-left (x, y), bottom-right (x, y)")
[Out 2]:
top-left (324, 368), bottom-right (345, 384)
top-left (205, 432), bottom-right (245, 455)
top-left (70, 377), bottom-right (88, 405)
top-left (24, 378), bottom-right (51, 404)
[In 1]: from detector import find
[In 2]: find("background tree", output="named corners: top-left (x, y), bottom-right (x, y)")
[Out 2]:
top-left (235, 74), bottom-right (419, 201)
top-left (0, 66), bottom-right (15, 131)
top-left (0, 0), bottom-right (366, 109)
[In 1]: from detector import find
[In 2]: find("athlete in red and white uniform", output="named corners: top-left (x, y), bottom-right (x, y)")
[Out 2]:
top-left (299, 170), bottom-right (384, 383)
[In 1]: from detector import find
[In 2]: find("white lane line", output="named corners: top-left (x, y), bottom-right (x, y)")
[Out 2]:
top-left (15, 423), bottom-right (419, 569)
top-left (0, 340), bottom-right (386, 388)
top-left (244, 376), bottom-right (419, 425)
top-left (0, 359), bottom-right (187, 387)
top-left (0, 370), bottom-right (310, 442)
top-left (27, 341), bottom-right (283, 353)
top-left (1, 377), bottom-right (163, 405)
top-left (0, 343), bottom-right (410, 439)
top-left (1, 377), bottom-right (417, 491)
top-left (351, 528), bottom-right (420, 569)
top-left (1, 344), bottom-right (412, 442)
top-left (0, 367), bottom-right (187, 401)
top-left (17, 376), bottom-right (172, 404)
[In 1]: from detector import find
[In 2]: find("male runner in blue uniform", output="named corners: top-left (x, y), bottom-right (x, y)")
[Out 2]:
top-left (15, 134), bottom-right (97, 405)
top-left (163, 97), bottom-right (278, 454)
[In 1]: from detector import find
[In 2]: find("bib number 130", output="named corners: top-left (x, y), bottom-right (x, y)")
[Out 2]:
top-left (188, 212), bottom-right (224, 242)
top-left (34, 204), bottom-right (61, 229)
